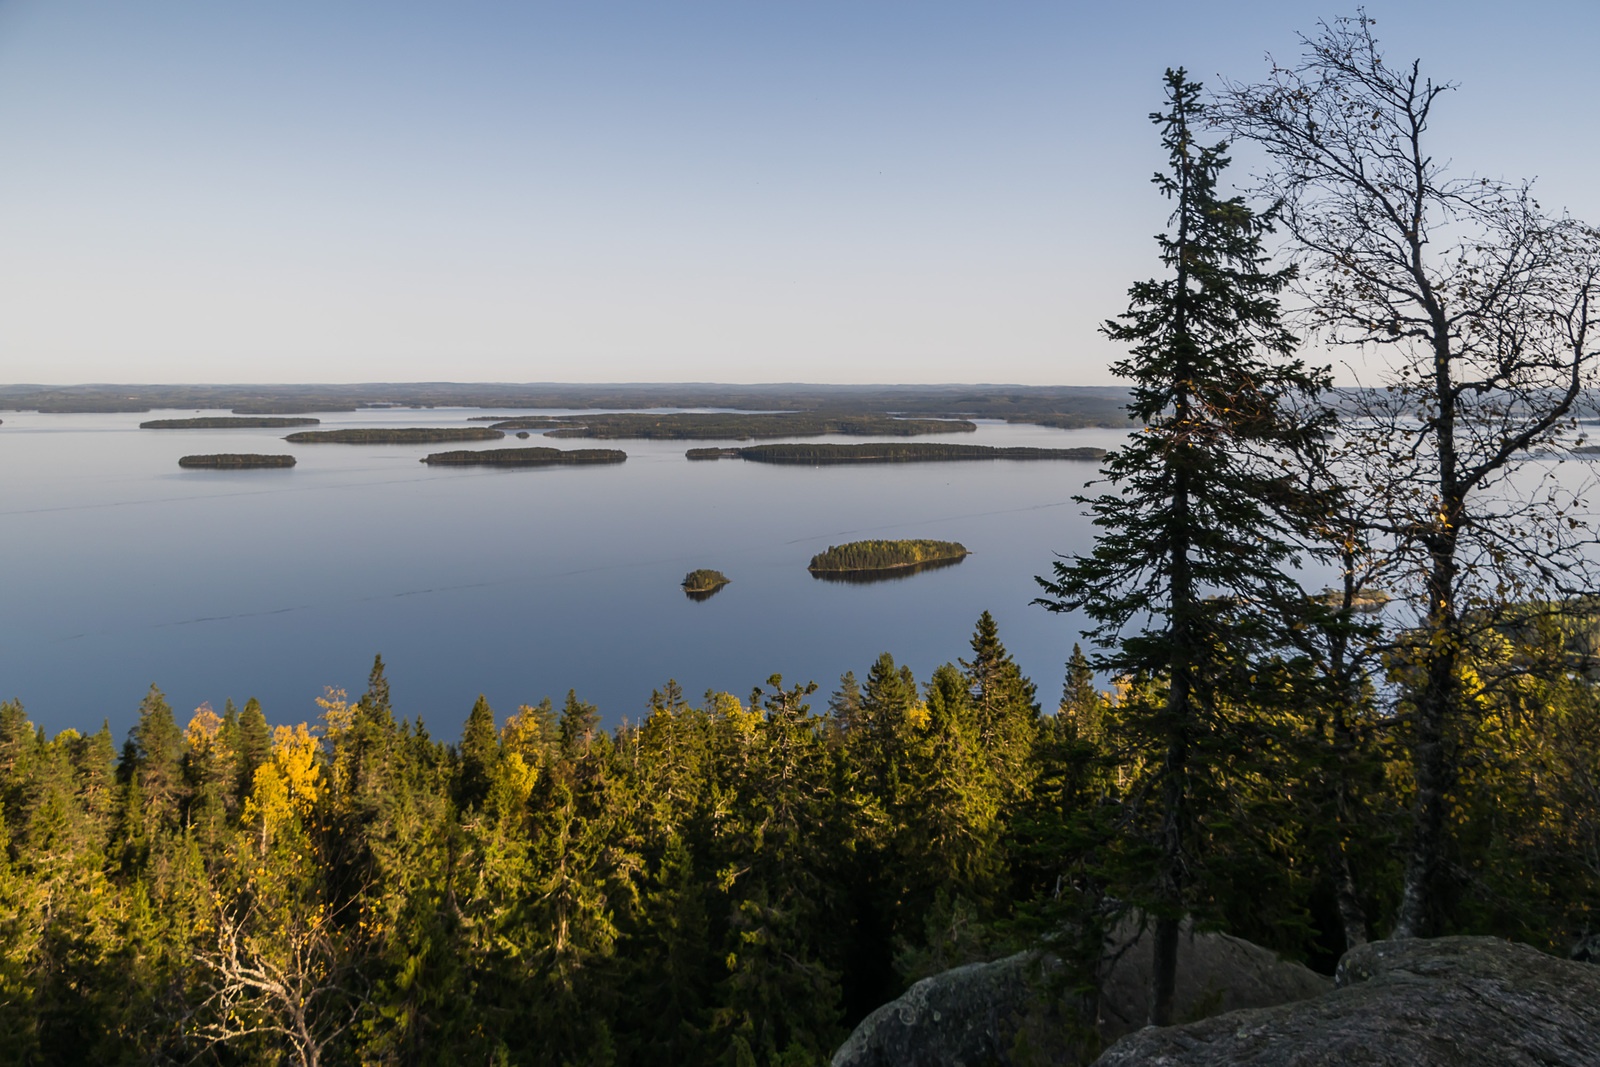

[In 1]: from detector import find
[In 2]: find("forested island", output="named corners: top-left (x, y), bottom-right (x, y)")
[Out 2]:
top-left (808, 539), bottom-right (969, 574)
top-left (687, 442), bottom-right (1107, 463)
top-left (141, 417), bottom-right (320, 429)
top-left (499, 412), bottom-right (977, 439)
top-left (285, 427), bottom-right (504, 444)
top-left (420, 446), bottom-right (627, 466)
top-left (682, 568), bottom-right (731, 600)
top-left (176, 453), bottom-right (296, 469)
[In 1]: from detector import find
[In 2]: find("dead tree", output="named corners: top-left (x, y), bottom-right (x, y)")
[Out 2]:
top-left (189, 894), bottom-right (363, 1067)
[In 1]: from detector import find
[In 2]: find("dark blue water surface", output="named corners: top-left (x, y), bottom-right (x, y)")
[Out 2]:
top-left (1, 408), bottom-right (1128, 739)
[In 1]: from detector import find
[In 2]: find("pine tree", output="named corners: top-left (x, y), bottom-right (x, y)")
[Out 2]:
top-left (1035, 69), bottom-right (1330, 1025)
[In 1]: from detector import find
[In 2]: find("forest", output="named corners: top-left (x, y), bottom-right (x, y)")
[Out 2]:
top-left (419, 447), bottom-right (627, 467)
top-left (176, 454), bottom-right (297, 469)
top-left (3, 604), bottom-right (1599, 1065)
top-left (285, 428), bottom-right (505, 445)
top-left (807, 540), bottom-right (969, 574)
top-left (695, 443), bottom-right (1107, 464)
top-left (532, 413), bottom-right (975, 440)
top-left (142, 418), bottom-right (320, 430)
top-left (0, 384), bottom-right (1131, 429)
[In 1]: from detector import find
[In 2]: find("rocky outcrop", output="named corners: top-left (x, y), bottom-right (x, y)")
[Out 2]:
top-left (830, 951), bottom-right (1063, 1067)
top-left (1094, 923), bottom-right (1330, 1042)
top-left (831, 924), bottom-right (1330, 1067)
top-left (1092, 936), bottom-right (1600, 1067)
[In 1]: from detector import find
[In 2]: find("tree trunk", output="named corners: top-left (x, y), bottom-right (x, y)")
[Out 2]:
top-left (1149, 676), bottom-right (1189, 1026)
top-left (1393, 534), bottom-right (1458, 939)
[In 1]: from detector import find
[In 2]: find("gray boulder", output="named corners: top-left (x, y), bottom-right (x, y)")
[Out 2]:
top-left (1092, 936), bottom-right (1600, 1067)
top-left (832, 924), bottom-right (1331, 1067)
top-left (830, 950), bottom-right (1066, 1067)
top-left (1095, 922), bottom-right (1331, 1042)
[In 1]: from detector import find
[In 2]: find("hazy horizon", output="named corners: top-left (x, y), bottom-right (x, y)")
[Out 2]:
top-left (2, 2), bottom-right (1596, 387)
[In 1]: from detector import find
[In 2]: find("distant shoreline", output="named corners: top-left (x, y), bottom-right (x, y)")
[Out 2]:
top-left (142, 416), bottom-right (320, 429)
top-left (689, 443), bottom-right (1107, 463)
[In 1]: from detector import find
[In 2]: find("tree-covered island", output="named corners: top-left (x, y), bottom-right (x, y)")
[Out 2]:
top-left (687, 442), bottom-right (1106, 463)
top-left (808, 539), bottom-right (969, 574)
top-left (285, 427), bottom-right (505, 444)
top-left (682, 569), bottom-right (731, 600)
top-left (177, 453), bottom-right (296, 469)
top-left (141, 417), bottom-right (320, 429)
top-left (500, 412), bottom-right (977, 439)
top-left (420, 447), bottom-right (627, 466)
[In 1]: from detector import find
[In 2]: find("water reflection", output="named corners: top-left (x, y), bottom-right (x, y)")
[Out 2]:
top-left (809, 556), bottom-right (967, 584)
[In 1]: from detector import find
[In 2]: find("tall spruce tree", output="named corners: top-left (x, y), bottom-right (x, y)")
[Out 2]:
top-left (1035, 69), bottom-right (1329, 1025)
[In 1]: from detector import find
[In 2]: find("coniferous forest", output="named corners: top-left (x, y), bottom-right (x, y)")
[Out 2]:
top-left (4, 607), bottom-right (1600, 1065)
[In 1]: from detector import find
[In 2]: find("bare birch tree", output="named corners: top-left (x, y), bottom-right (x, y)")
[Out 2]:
top-left (1218, 14), bottom-right (1600, 938)
top-left (190, 894), bottom-right (363, 1067)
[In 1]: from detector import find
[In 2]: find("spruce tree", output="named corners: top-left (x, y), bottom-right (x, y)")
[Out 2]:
top-left (960, 612), bottom-right (1040, 804)
top-left (458, 694), bottom-right (499, 811)
top-left (1035, 69), bottom-right (1329, 1025)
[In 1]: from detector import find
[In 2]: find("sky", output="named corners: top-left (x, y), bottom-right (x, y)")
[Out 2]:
top-left (0, 1), bottom-right (1596, 386)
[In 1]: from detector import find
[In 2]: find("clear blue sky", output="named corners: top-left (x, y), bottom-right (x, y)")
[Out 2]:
top-left (0, 2), bottom-right (1594, 385)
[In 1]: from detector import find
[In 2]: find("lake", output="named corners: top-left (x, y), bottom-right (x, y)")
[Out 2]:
top-left (1, 408), bottom-right (1132, 739)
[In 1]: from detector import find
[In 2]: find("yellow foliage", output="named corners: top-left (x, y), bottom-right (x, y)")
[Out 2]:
top-left (500, 751), bottom-right (539, 808)
top-left (272, 723), bottom-right (322, 815)
top-left (904, 701), bottom-right (931, 731)
top-left (316, 687), bottom-right (353, 737)
top-left (185, 703), bottom-right (224, 752)
top-left (503, 704), bottom-right (548, 762)
top-left (706, 691), bottom-right (757, 734)
top-left (242, 762), bottom-right (292, 846)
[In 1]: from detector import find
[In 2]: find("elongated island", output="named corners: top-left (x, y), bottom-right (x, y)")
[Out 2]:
top-left (142, 416), bottom-right (320, 429)
top-left (285, 427), bottom-right (504, 444)
top-left (480, 411), bottom-right (976, 439)
top-left (808, 539), bottom-right (969, 577)
top-left (687, 442), bottom-right (1106, 463)
top-left (682, 569), bottom-right (731, 601)
top-left (420, 447), bottom-right (626, 467)
top-left (178, 453), bottom-right (296, 469)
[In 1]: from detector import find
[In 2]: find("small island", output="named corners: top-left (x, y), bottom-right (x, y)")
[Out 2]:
top-left (808, 539), bottom-right (969, 577)
top-left (1313, 588), bottom-right (1393, 614)
top-left (420, 447), bottom-right (627, 467)
top-left (688, 442), bottom-right (1107, 464)
top-left (177, 453), bottom-right (296, 469)
top-left (285, 427), bottom-right (505, 444)
top-left (142, 417), bottom-right (320, 429)
top-left (682, 569), bottom-right (731, 601)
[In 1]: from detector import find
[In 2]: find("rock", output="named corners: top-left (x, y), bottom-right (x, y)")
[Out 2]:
top-left (1570, 933), bottom-right (1600, 964)
top-left (831, 924), bottom-right (1330, 1067)
top-left (830, 950), bottom-right (1069, 1067)
top-left (1091, 936), bottom-right (1600, 1067)
top-left (1095, 921), bottom-right (1331, 1042)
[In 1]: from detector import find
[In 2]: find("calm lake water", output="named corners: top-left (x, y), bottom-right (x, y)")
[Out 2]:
top-left (0, 409), bottom-right (1138, 737)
